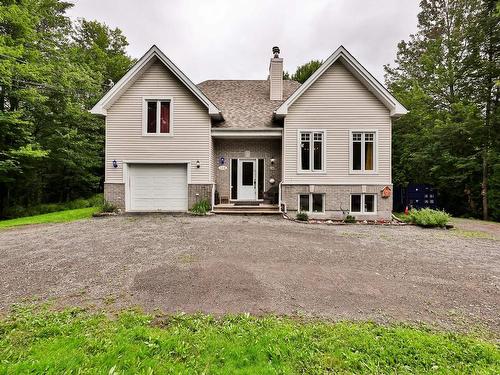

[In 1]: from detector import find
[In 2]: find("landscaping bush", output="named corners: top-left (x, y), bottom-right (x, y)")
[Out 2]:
top-left (406, 208), bottom-right (451, 228)
top-left (100, 200), bottom-right (118, 213)
top-left (344, 215), bottom-right (356, 223)
top-left (296, 211), bottom-right (308, 221)
top-left (190, 199), bottom-right (211, 215)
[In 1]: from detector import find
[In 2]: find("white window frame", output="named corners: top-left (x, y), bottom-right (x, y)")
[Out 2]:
top-left (350, 193), bottom-right (377, 215)
top-left (142, 96), bottom-right (174, 136)
top-left (297, 193), bottom-right (325, 213)
top-left (297, 130), bottom-right (326, 173)
top-left (349, 130), bottom-right (377, 174)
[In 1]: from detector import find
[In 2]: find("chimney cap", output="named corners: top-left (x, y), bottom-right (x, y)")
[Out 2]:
top-left (272, 46), bottom-right (280, 58)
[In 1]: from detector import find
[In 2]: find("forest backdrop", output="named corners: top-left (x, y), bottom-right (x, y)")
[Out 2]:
top-left (1, 0), bottom-right (499, 220)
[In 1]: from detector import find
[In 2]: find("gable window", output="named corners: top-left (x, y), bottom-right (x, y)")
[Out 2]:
top-left (351, 131), bottom-right (375, 172)
top-left (350, 194), bottom-right (376, 214)
top-left (299, 131), bottom-right (324, 172)
top-left (298, 193), bottom-right (325, 213)
top-left (144, 98), bottom-right (172, 135)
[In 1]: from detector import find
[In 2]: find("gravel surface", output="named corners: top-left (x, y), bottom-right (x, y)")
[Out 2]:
top-left (0, 215), bottom-right (499, 334)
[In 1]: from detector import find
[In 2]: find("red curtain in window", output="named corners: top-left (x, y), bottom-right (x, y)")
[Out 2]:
top-left (160, 102), bottom-right (170, 133)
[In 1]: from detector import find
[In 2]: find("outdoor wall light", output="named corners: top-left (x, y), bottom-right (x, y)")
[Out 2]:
top-left (112, 160), bottom-right (118, 168)
top-left (269, 178), bottom-right (276, 184)
top-left (196, 160), bottom-right (201, 168)
top-left (270, 158), bottom-right (275, 165)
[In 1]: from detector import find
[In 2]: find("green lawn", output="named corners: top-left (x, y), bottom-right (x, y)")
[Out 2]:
top-left (0, 307), bottom-right (498, 374)
top-left (0, 207), bottom-right (99, 229)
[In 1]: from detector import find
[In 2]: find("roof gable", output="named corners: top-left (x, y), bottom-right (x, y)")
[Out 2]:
top-left (275, 46), bottom-right (407, 118)
top-left (90, 45), bottom-right (221, 118)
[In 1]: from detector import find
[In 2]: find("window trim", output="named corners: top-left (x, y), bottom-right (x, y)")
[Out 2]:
top-left (349, 130), bottom-right (378, 174)
top-left (297, 193), bottom-right (325, 213)
top-left (297, 129), bottom-right (326, 174)
top-left (142, 96), bottom-right (174, 136)
top-left (350, 193), bottom-right (377, 215)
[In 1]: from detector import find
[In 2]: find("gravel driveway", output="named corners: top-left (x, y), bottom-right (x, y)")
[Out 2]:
top-left (1, 215), bottom-right (499, 333)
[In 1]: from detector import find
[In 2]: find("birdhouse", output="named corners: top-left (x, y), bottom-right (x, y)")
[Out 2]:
top-left (381, 186), bottom-right (392, 198)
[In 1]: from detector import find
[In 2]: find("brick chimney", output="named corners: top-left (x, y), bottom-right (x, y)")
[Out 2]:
top-left (269, 46), bottom-right (283, 100)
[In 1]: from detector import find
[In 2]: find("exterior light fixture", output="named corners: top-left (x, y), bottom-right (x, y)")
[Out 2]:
top-left (112, 160), bottom-right (118, 168)
top-left (196, 160), bottom-right (201, 168)
top-left (270, 158), bottom-right (275, 165)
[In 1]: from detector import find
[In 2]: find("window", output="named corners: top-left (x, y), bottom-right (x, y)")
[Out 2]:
top-left (144, 99), bottom-right (171, 134)
top-left (298, 193), bottom-right (324, 213)
top-left (299, 131), bottom-right (324, 172)
top-left (351, 131), bottom-right (375, 172)
top-left (350, 194), bottom-right (376, 214)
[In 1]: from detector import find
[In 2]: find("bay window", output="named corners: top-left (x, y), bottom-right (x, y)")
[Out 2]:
top-left (351, 131), bottom-right (375, 172)
top-left (299, 131), bottom-right (324, 172)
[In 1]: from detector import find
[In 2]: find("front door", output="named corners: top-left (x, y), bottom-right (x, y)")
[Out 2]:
top-left (237, 159), bottom-right (257, 200)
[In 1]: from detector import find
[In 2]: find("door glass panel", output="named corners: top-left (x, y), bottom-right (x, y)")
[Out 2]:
top-left (242, 162), bottom-right (253, 186)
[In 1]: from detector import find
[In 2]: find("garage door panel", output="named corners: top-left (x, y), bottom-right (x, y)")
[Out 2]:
top-left (129, 164), bottom-right (188, 211)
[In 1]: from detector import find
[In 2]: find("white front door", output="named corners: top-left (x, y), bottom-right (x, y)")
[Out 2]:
top-left (237, 159), bottom-right (257, 200)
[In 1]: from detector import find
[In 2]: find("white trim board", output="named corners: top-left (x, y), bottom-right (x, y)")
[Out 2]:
top-left (90, 45), bottom-right (222, 119)
top-left (275, 46), bottom-right (407, 118)
top-left (211, 128), bottom-right (282, 139)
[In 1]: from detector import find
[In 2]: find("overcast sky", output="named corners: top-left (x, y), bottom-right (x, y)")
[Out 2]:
top-left (67, 0), bottom-right (420, 84)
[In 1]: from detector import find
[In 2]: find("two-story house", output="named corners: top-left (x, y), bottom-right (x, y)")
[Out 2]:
top-left (91, 45), bottom-right (407, 220)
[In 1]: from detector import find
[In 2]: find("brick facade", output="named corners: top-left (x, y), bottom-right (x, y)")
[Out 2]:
top-left (213, 139), bottom-right (281, 199)
top-left (104, 183), bottom-right (125, 209)
top-left (188, 184), bottom-right (213, 208)
top-left (282, 184), bottom-right (392, 220)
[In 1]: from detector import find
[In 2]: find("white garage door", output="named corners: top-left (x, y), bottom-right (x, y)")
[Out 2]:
top-left (129, 164), bottom-right (188, 211)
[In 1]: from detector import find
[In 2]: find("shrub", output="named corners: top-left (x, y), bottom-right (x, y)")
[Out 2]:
top-left (344, 215), bottom-right (356, 223)
top-left (296, 211), bottom-right (308, 221)
top-left (100, 200), bottom-right (118, 213)
top-left (190, 199), bottom-right (211, 215)
top-left (407, 208), bottom-right (450, 228)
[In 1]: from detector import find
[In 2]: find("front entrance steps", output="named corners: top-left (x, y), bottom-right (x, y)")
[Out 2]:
top-left (213, 203), bottom-right (280, 215)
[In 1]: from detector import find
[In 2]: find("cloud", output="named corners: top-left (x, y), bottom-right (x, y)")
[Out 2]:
top-left (67, 0), bottom-right (419, 83)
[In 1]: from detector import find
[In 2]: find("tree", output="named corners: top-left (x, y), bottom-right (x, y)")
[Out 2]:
top-left (289, 60), bottom-right (322, 83)
top-left (0, 0), bottom-right (133, 216)
top-left (385, 0), bottom-right (499, 220)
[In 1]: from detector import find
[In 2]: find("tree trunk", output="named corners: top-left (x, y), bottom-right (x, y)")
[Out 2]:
top-left (481, 153), bottom-right (488, 220)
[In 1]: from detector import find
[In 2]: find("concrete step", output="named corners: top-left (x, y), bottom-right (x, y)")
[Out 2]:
top-left (213, 209), bottom-right (281, 215)
top-left (213, 204), bottom-right (280, 215)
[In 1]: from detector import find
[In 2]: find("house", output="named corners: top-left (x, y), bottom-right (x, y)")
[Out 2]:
top-left (91, 45), bottom-right (407, 220)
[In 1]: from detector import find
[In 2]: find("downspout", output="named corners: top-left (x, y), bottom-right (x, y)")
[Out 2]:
top-left (278, 181), bottom-right (286, 214)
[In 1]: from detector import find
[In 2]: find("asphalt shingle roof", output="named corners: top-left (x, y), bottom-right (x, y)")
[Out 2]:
top-left (197, 80), bottom-right (301, 128)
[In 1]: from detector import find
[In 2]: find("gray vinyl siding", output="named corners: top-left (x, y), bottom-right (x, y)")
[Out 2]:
top-left (105, 58), bottom-right (212, 184)
top-left (283, 61), bottom-right (392, 185)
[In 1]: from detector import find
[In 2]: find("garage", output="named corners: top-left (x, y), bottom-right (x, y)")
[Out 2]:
top-left (128, 164), bottom-right (188, 211)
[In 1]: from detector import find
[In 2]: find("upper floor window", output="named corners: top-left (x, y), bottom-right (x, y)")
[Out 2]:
top-left (351, 131), bottom-right (375, 172)
top-left (143, 98), bottom-right (172, 135)
top-left (299, 131), bottom-right (324, 172)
